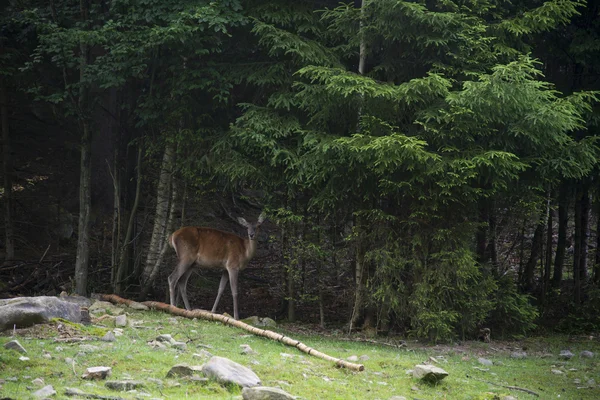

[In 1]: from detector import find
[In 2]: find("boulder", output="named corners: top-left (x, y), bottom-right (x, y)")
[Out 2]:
top-left (242, 386), bottom-right (296, 400)
top-left (0, 296), bottom-right (82, 331)
top-left (33, 385), bottom-right (56, 398)
top-left (202, 356), bottom-right (261, 388)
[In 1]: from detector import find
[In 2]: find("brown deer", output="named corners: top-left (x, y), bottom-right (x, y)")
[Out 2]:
top-left (167, 212), bottom-right (266, 320)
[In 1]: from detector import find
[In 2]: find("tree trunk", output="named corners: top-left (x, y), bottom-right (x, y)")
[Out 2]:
top-left (74, 29), bottom-right (92, 295)
top-left (552, 185), bottom-right (568, 288)
top-left (349, 240), bottom-right (366, 333)
top-left (522, 210), bottom-right (544, 292)
top-left (594, 198), bottom-right (600, 284)
top-left (574, 181), bottom-right (590, 303)
top-left (141, 141), bottom-right (175, 286)
top-left (1, 74), bottom-right (14, 264)
top-left (541, 192), bottom-right (553, 307)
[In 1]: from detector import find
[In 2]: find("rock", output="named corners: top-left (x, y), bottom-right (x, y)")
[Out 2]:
top-left (101, 331), bottom-right (116, 342)
top-left (4, 339), bottom-right (27, 354)
top-left (193, 350), bottom-right (213, 359)
top-left (347, 355), bottom-right (358, 362)
top-left (156, 334), bottom-right (175, 344)
top-left (242, 386), bottom-right (295, 400)
top-left (551, 369), bottom-right (564, 374)
top-left (412, 364), bottom-right (449, 383)
top-left (510, 351), bottom-right (527, 359)
top-left (478, 358), bottom-right (493, 366)
top-left (501, 397), bottom-right (517, 400)
top-left (65, 387), bottom-right (88, 396)
top-left (559, 350), bottom-right (574, 359)
top-left (19, 356), bottom-right (30, 361)
top-left (0, 296), bottom-right (82, 331)
top-left (33, 385), bottom-right (56, 398)
top-left (172, 341), bottom-right (187, 351)
top-left (115, 314), bottom-right (127, 327)
top-left (580, 350), bottom-right (594, 358)
top-left (241, 316), bottom-right (277, 328)
top-left (79, 344), bottom-right (100, 353)
top-left (105, 380), bottom-right (144, 391)
top-left (147, 378), bottom-right (163, 386)
top-left (166, 364), bottom-right (203, 377)
top-left (128, 301), bottom-right (150, 311)
top-left (58, 294), bottom-right (93, 308)
top-left (202, 356), bottom-right (261, 388)
top-left (31, 378), bottom-right (45, 387)
top-left (241, 344), bottom-right (258, 355)
top-left (359, 355), bottom-right (370, 361)
top-left (148, 340), bottom-right (167, 349)
top-left (389, 397), bottom-right (408, 400)
top-left (82, 366), bottom-right (112, 380)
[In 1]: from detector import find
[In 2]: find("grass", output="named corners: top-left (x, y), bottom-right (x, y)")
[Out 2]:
top-left (1, 305), bottom-right (599, 399)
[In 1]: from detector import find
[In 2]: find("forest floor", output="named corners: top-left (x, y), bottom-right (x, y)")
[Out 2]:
top-left (1, 299), bottom-right (599, 400)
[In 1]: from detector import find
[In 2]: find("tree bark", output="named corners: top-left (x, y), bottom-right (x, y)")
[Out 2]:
top-left (141, 141), bottom-right (175, 286)
top-left (594, 198), bottom-right (600, 284)
top-left (552, 185), bottom-right (568, 288)
top-left (541, 192), bottom-right (553, 307)
top-left (1, 74), bottom-right (14, 264)
top-left (522, 210), bottom-right (544, 292)
top-left (574, 181), bottom-right (590, 303)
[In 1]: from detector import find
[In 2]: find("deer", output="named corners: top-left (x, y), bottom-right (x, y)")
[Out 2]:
top-left (167, 212), bottom-right (266, 320)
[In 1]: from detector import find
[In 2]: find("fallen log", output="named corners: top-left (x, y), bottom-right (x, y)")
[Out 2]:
top-left (99, 294), bottom-right (364, 372)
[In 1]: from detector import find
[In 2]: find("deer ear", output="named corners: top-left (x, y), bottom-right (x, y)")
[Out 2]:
top-left (237, 217), bottom-right (249, 227)
top-left (257, 212), bottom-right (266, 225)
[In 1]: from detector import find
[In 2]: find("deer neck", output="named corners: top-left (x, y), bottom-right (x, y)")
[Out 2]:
top-left (245, 237), bottom-right (258, 259)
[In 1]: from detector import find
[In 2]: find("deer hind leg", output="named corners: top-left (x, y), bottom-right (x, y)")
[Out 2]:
top-left (168, 258), bottom-right (194, 308)
top-left (176, 268), bottom-right (195, 310)
top-left (211, 271), bottom-right (229, 314)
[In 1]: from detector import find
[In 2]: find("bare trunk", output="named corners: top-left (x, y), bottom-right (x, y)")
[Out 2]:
top-left (115, 144), bottom-right (142, 294)
top-left (552, 185), bottom-right (568, 288)
top-left (574, 181), bottom-right (589, 303)
top-left (349, 241), bottom-right (366, 333)
top-left (522, 210), bottom-right (544, 292)
top-left (594, 198), bottom-right (600, 284)
top-left (141, 141), bottom-right (175, 285)
top-left (74, 31), bottom-right (91, 296)
top-left (1, 74), bottom-right (14, 263)
top-left (541, 192), bottom-right (553, 307)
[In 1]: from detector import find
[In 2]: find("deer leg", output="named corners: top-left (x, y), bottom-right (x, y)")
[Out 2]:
top-left (227, 267), bottom-right (240, 320)
top-left (177, 268), bottom-right (194, 310)
top-left (211, 271), bottom-right (229, 314)
top-left (168, 260), bottom-right (193, 307)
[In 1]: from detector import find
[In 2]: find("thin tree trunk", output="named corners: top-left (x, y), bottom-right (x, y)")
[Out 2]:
top-left (552, 185), bottom-right (568, 288)
top-left (141, 141), bottom-right (175, 286)
top-left (1, 74), bottom-right (14, 263)
top-left (522, 211), bottom-right (544, 292)
top-left (476, 200), bottom-right (488, 264)
top-left (541, 192), bottom-right (553, 307)
top-left (594, 198), bottom-right (600, 284)
top-left (579, 182), bottom-right (590, 282)
top-left (115, 144), bottom-right (142, 294)
top-left (349, 240), bottom-right (366, 333)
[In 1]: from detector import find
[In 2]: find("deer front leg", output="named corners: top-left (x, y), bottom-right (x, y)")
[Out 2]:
top-left (227, 267), bottom-right (240, 320)
top-left (177, 268), bottom-right (194, 310)
top-left (211, 271), bottom-right (229, 314)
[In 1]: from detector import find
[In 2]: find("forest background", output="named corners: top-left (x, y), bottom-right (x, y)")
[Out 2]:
top-left (1, 0), bottom-right (599, 342)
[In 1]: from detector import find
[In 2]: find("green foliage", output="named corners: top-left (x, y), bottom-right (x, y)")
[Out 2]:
top-left (488, 276), bottom-right (538, 338)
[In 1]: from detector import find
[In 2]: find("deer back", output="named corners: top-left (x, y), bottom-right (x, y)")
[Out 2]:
top-left (170, 226), bottom-right (251, 269)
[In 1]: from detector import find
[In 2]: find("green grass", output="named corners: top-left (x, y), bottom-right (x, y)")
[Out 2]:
top-left (1, 307), bottom-right (599, 399)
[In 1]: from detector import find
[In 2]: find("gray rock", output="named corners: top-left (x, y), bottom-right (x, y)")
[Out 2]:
top-left (128, 301), bottom-right (150, 311)
top-left (580, 350), bottom-right (594, 358)
top-left (359, 355), bottom-right (370, 361)
top-left (58, 294), bottom-right (93, 308)
top-left (31, 378), bottom-right (45, 387)
top-left (79, 344), bottom-right (100, 353)
top-left (501, 397), bottom-right (517, 400)
top-left (202, 356), bottom-right (261, 388)
top-left (510, 351), bottom-right (527, 359)
top-left (105, 380), bottom-right (144, 391)
top-left (156, 334), bottom-right (175, 343)
top-left (0, 296), bottom-right (82, 331)
top-left (478, 357), bottom-right (493, 366)
top-left (82, 366), bottom-right (112, 380)
top-left (33, 385), bottom-right (56, 398)
top-left (193, 350), bottom-right (213, 359)
top-left (559, 350), bottom-right (574, 359)
top-left (172, 341), bottom-right (187, 351)
top-left (347, 355), bottom-right (358, 362)
top-left (166, 364), bottom-right (203, 377)
top-left (88, 301), bottom-right (124, 316)
top-left (241, 344), bottom-right (257, 355)
top-left (4, 339), bottom-right (27, 354)
top-left (412, 364), bottom-right (448, 383)
top-left (389, 397), bottom-right (408, 400)
top-left (242, 386), bottom-right (295, 400)
top-left (147, 378), bottom-right (164, 386)
top-left (101, 331), bottom-right (116, 342)
top-left (242, 316), bottom-right (277, 328)
top-left (115, 314), bottom-right (127, 327)
top-left (551, 369), bottom-right (564, 374)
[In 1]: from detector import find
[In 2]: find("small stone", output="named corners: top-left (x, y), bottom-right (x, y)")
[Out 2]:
top-left (42, 352), bottom-right (52, 359)
top-left (65, 357), bottom-right (74, 365)
top-left (559, 350), bottom-right (574, 359)
top-left (33, 385), bottom-right (56, 398)
top-left (551, 369), bottom-right (564, 374)
top-left (580, 350), bottom-right (594, 358)
top-left (172, 341), bottom-right (187, 351)
top-left (478, 358), bottom-right (493, 366)
top-left (242, 386), bottom-right (295, 400)
top-left (65, 388), bottom-right (87, 396)
top-left (128, 301), bottom-right (150, 310)
top-left (105, 380), bottom-right (144, 391)
top-left (510, 351), bottom-right (527, 359)
top-left (501, 396), bottom-right (517, 400)
top-left (79, 344), bottom-right (100, 353)
top-left (156, 334), bottom-right (175, 343)
top-left (240, 344), bottom-right (257, 355)
top-left (389, 397), bottom-right (408, 400)
top-left (347, 355), bottom-right (359, 362)
top-left (193, 350), bottom-right (213, 359)
top-left (148, 340), bottom-right (167, 349)
top-left (587, 379), bottom-right (596, 385)
top-left (147, 378), bottom-right (163, 386)
top-left (359, 355), bottom-right (370, 361)
top-left (101, 331), bottom-right (116, 342)
top-left (166, 364), bottom-right (203, 377)
top-left (4, 340), bottom-right (27, 354)
top-left (31, 378), bottom-right (45, 387)
top-left (115, 315), bottom-right (127, 327)
top-left (82, 366), bottom-right (112, 380)
top-left (19, 356), bottom-right (30, 361)
top-left (167, 318), bottom-right (179, 324)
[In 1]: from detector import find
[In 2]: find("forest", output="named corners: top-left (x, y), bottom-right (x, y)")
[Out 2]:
top-left (1, 0), bottom-right (599, 342)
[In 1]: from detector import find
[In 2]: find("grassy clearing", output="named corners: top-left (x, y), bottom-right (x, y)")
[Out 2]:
top-left (1, 307), bottom-right (599, 399)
